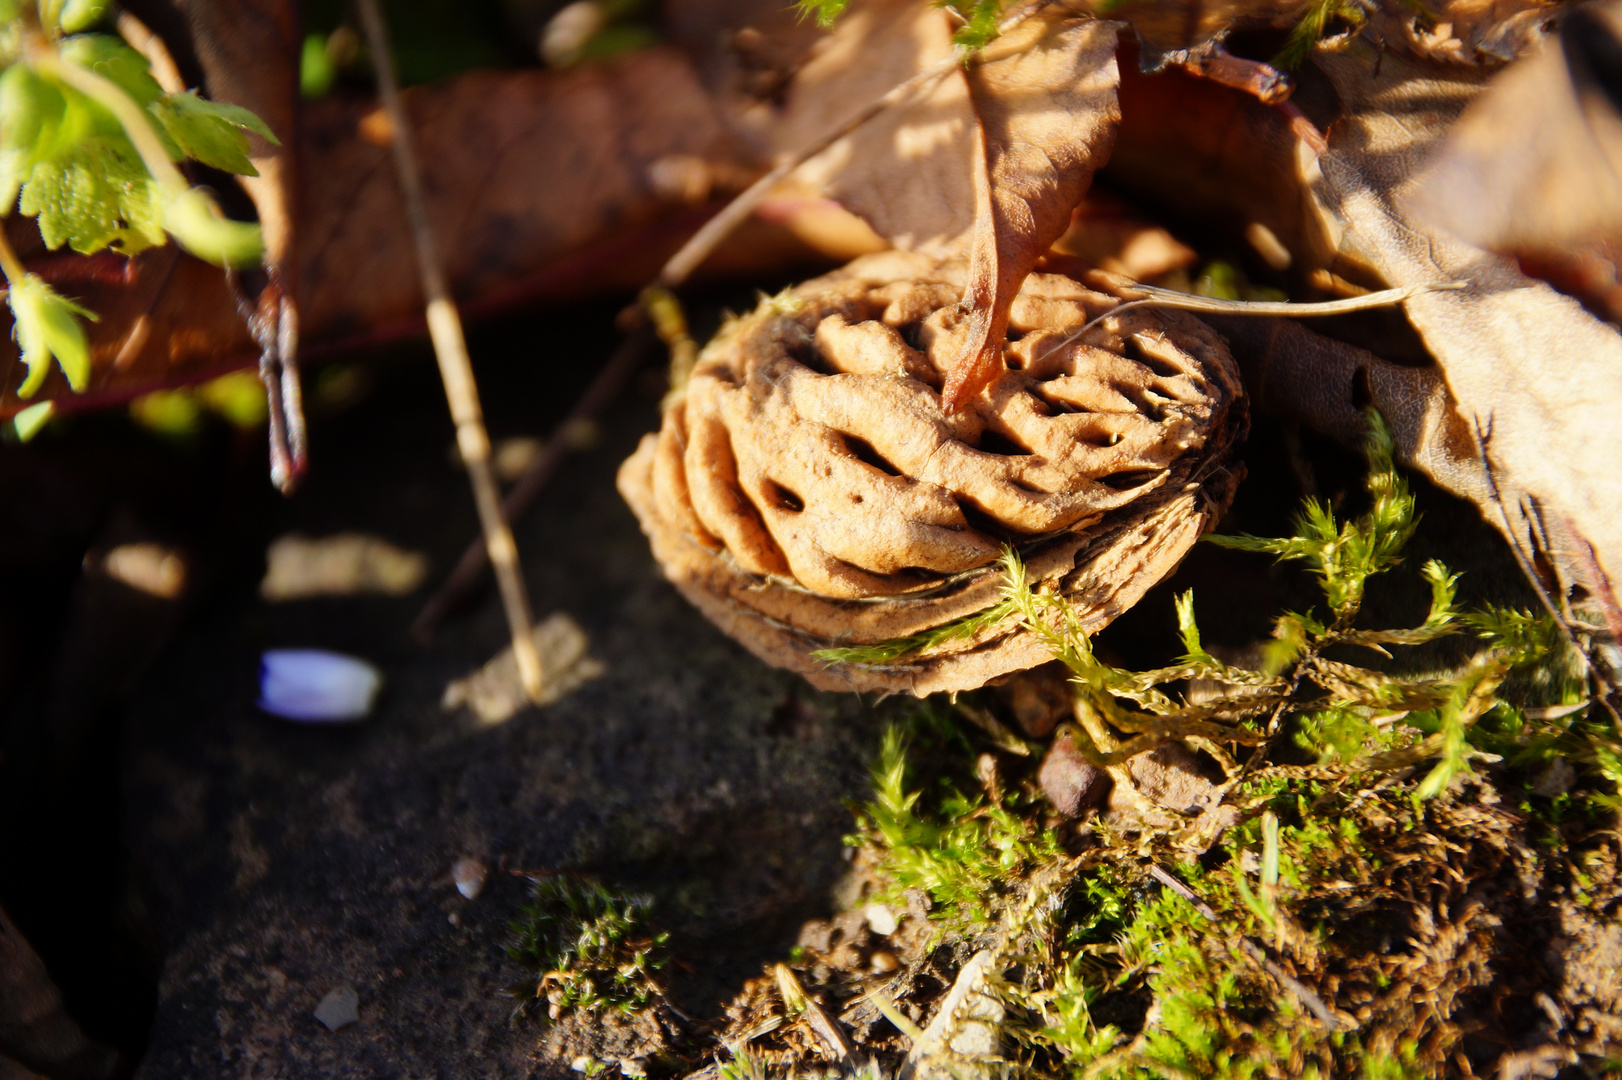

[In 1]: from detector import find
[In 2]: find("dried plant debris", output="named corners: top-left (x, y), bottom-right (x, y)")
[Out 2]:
top-left (675, 422), bottom-right (1622, 1080)
top-left (618, 251), bottom-right (1245, 695)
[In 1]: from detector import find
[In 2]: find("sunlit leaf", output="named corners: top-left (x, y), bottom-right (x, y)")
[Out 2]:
top-left (8, 273), bottom-right (96, 397)
top-left (149, 89), bottom-right (279, 177)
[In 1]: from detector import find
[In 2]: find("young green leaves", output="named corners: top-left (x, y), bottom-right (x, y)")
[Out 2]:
top-left (0, 4), bottom-right (277, 398)
top-left (7, 271), bottom-right (91, 396)
top-left (1209, 414), bottom-right (1416, 624)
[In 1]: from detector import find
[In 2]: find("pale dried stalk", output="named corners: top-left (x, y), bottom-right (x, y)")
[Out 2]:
top-left (654, 0), bottom-right (1054, 288)
top-left (357, 0), bottom-right (544, 701)
top-left (411, 326), bottom-right (653, 641)
top-left (1049, 281), bottom-right (1470, 357)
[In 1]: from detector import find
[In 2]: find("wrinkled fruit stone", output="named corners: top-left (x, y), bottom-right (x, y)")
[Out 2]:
top-left (618, 251), bottom-right (1245, 695)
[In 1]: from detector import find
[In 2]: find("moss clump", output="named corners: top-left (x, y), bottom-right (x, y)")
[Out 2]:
top-left (508, 874), bottom-right (670, 1020)
top-left (702, 414), bottom-right (1622, 1079)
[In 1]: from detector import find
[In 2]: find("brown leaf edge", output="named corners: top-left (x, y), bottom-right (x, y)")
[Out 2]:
top-left (942, 15), bottom-right (1123, 411)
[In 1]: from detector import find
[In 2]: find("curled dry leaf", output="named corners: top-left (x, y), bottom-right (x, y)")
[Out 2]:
top-left (617, 252), bottom-right (1244, 695)
top-left (948, 14), bottom-right (1122, 410)
top-left (1359, 0), bottom-right (1560, 66)
top-left (1208, 314), bottom-right (1489, 508)
top-left (1409, 3), bottom-right (1622, 258)
top-left (1312, 43), bottom-right (1622, 618)
top-left (766, 0), bottom-right (1123, 410)
top-left (1101, 27), bottom-right (1622, 626)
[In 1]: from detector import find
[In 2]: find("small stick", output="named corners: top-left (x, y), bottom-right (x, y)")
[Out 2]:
top-left (1147, 864), bottom-right (1339, 1031)
top-left (653, 0), bottom-right (1055, 289)
top-left (1047, 280), bottom-right (1469, 359)
top-left (357, 0), bottom-right (544, 702)
top-left (411, 325), bottom-right (654, 641)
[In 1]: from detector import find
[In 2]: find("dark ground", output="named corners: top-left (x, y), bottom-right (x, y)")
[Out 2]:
top-left (0, 289), bottom-right (1532, 1079)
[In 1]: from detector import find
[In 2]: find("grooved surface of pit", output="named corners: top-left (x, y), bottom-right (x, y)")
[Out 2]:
top-left (619, 252), bottom-right (1247, 695)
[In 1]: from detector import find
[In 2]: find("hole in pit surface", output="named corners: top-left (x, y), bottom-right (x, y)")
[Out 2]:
top-left (1121, 336), bottom-right (1184, 380)
top-left (976, 429), bottom-right (1033, 457)
top-left (1099, 469), bottom-right (1162, 491)
top-left (765, 480), bottom-right (806, 513)
top-left (784, 327), bottom-right (830, 375)
top-left (842, 434), bottom-right (904, 477)
top-left (952, 496), bottom-right (1018, 539)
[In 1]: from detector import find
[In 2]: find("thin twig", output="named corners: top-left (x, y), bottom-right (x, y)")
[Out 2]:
top-left (654, 0), bottom-right (1055, 289)
top-left (1147, 864), bottom-right (1340, 1031)
top-left (1045, 281), bottom-right (1469, 360)
top-left (357, 0), bottom-right (544, 702)
top-left (412, 324), bottom-right (655, 640)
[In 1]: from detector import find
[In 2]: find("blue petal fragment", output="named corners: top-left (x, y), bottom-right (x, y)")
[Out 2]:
top-left (258, 649), bottom-right (382, 722)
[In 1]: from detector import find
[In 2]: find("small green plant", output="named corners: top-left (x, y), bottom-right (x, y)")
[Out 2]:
top-left (508, 874), bottom-right (670, 1019)
top-left (850, 723), bottom-right (1061, 928)
top-left (0, 1), bottom-right (272, 403)
top-left (794, 414), bottom-right (1619, 1080)
top-left (1274, 0), bottom-right (1369, 68)
top-left (812, 597), bottom-right (1016, 667)
top-left (994, 414), bottom-right (1586, 805)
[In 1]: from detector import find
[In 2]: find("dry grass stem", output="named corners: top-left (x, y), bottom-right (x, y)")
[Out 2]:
top-left (357, 0), bottom-right (544, 700)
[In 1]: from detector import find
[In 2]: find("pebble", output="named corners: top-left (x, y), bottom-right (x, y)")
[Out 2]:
top-left (870, 950), bottom-right (901, 974)
top-left (864, 903), bottom-right (898, 936)
top-left (1532, 757), bottom-right (1576, 799)
top-left (1038, 728), bottom-right (1109, 817)
top-left (313, 985), bottom-right (359, 1031)
top-left (261, 533), bottom-right (428, 600)
top-left (441, 612), bottom-right (605, 725)
top-left (453, 858), bottom-right (487, 899)
top-left (258, 650), bottom-right (382, 722)
top-left (100, 543), bottom-right (187, 599)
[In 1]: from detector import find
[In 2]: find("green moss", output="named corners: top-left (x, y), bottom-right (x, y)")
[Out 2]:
top-left (507, 874), bottom-right (669, 1019)
top-left (849, 724), bottom-right (1061, 929)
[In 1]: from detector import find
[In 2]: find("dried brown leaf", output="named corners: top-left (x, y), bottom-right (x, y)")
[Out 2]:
top-left (1409, 4), bottom-right (1622, 254)
top-left (765, 2), bottom-right (1123, 410)
top-left (946, 15), bottom-right (1122, 410)
top-left (768, 0), bottom-right (975, 253)
top-left (1311, 43), bottom-right (1622, 610)
top-left (1360, 0), bottom-right (1559, 66)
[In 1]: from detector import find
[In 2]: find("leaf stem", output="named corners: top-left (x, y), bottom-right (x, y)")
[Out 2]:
top-left (356, 0), bottom-right (546, 704)
top-left (1045, 281), bottom-right (1469, 359)
top-left (0, 222), bottom-right (27, 284)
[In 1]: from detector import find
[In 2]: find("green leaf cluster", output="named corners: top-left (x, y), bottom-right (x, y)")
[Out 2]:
top-left (0, 3), bottom-right (278, 398)
top-left (7, 269), bottom-right (89, 395)
top-left (507, 874), bottom-right (670, 1018)
top-left (0, 30), bottom-right (275, 258)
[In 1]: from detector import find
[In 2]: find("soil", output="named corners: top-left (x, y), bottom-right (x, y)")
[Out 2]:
top-left (0, 287), bottom-right (1580, 1079)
